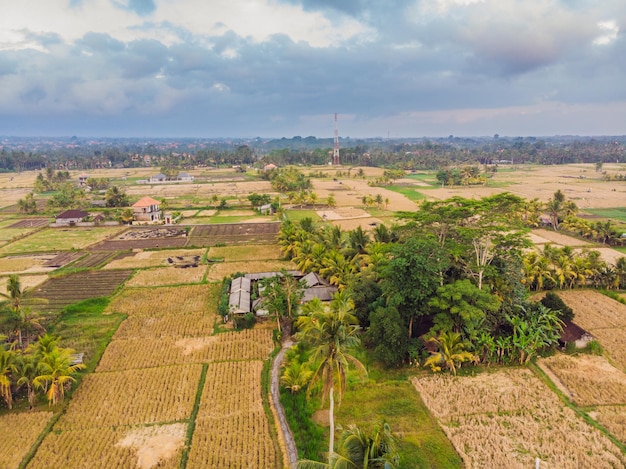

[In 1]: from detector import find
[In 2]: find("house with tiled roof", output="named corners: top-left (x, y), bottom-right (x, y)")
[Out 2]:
top-left (55, 209), bottom-right (89, 226)
top-left (132, 196), bottom-right (162, 222)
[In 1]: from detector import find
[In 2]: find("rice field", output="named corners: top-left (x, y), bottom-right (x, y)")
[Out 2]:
top-left (105, 284), bottom-right (214, 316)
top-left (412, 368), bottom-right (626, 468)
top-left (208, 244), bottom-right (284, 262)
top-left (0, 226), bottom-right (125, 254)
top-left (0, 412), bottom-right (53, 469)
top-left (539, 354), bottom-right (626, 406)
top-left (205, 260), bottom-right (296, 281)
top-left (126, 265), bottom-right (207, 287)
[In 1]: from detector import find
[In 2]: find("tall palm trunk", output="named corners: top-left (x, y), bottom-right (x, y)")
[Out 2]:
top-left (328, 385), bottom-right (335, 464)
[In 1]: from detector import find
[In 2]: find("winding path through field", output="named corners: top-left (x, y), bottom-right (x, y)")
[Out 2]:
top-left (271, 339), bottom-right (299, 468)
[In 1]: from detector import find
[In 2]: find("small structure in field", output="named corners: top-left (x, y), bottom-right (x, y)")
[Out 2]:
top-left (78, 173), bottom-right (90, 187)
top-left (229, 277), bottom-right (252, 314)
top-left (559, 320), bottom-right (595, 349)
top-left (55, 209), bottom-right (89, 226)
top-left (177, 172), bottom-right (194, 182)
top-left (149, 173), bottom-right (168, 183)
top-left (132, 196), bottom-right (162, 223)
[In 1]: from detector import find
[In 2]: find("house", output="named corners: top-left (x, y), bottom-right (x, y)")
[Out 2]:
top-left (78, 173), bottom-right (89, 187)
top-left (559, 320), bottom-right (595, 349)
top-left (229, 277), bottom-right (252, 315)
top-left (55, 209), bottom-right (89, 226)
top-left (259, 203), bottom-right (274, 215)
top-left (132, 196), bottom-right (162, 222)
top-left (149, 173), bottom-right (168, 183)
top-left (177, 172), bottom-right (194, 182)
top-left (264, 163), bottom-right (277, 171)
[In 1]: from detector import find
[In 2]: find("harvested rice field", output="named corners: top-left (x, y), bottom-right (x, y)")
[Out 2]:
top-left (125, 265), bottom-right (207, 287)
top-left (411, 368), bottom-right (626, 468)
top-left (208, 244), bottom-right (283, 262)
top-left (205, 260), bottom-right (296, 281)
top-left (103, 248), bottom-right (206, 269)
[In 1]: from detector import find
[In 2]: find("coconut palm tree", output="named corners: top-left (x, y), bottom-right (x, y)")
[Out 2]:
top-left (424, 331), bottom-right (476, 376)
top-left (281, 360), bottom-right (313, 394)
top-left (15, 353), bottom-right (42, 409)
top-left (299, 421), bottom-right (399, 469)
top-left (296, 295), bottom-right (367, 464)
top-left (0, 346), bottom-right (17, 409)
top-left (34, 347), bottom-right (85, 406)
top-left (0, 274), bottom-right (24, 312)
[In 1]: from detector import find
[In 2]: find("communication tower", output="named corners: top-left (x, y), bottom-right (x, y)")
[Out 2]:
top-left (332, 112), bottom-right (340, 165)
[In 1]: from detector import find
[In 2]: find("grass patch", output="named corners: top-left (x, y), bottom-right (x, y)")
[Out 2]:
top-left (283, 210), bottom-right (322, 222)
top-left (0, 226), bottom-right (124, 254)
top-left (386, 186), bottom-right (427, 202)
top-left (207, 215), bottom-right (260, 224)
top-left (584, 207), bottom-right (626, 222)
top-left (335, 379), bottom-right (463, 469)
top-left (49, 297), bottom-right (126, 371)
top-left (180, 363), bottom-right (208, 469)
top-left (280, 390), bottom-right (326, 461)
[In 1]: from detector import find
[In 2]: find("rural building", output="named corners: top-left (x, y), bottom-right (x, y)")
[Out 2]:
top-left (132, 196), bottom-right (162, 222)
top-left (78, 173), bottom-right (89, 187)
top-left (559, 320), bottom-right (595, 349)
top-left (259, 203), bottom-right (274, 215)
top-left (231, 271), bottom-right (338, 317)
top-left (177, 172), bottom-right (194, 182)
top-left (149, 173), bottom-right (168, 183)
top-left (229, 277), bottom-right (252, 315)
top-left (264, 163), bottom-right (277, 171)
top-left (55, 209), bottom-right (89, 226)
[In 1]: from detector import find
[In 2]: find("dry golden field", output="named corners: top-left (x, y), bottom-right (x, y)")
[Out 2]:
top-left (126, 265), bottom-right (207, 287)
top-left (539, 354), bottom-right (626, 406)
top-left (27, 424), bottom-right (186, 469)
top-left (593, 407), bottom-right (626, 444)
top-left (56, 364), bottom-right (203, 430)
top-left (187, 360), bottom-right (279, 468)
top-left (0, 255), bottom-right (54, 275)
top-left (205, 260), bottom-right (296, 281)
top-left (0, 412), bottom-right (53, 469)
top-left (105, 284), bottom-right (214, 316)
top-left (97, 329), bottom-right (274, 371)
top-left (113, 311), bottom-right (217, 339)
top-left (556, 290), bottom-right (626, 371)
top-left (0, 273), bottom-right (48, 291)
top-left (412, 368), bottom-right (626, 468)
top-left (208, 244), bottom-right (283, 262)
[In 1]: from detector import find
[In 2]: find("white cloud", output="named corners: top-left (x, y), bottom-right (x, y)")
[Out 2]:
top-left (593, 20), bottom-right (619, 46)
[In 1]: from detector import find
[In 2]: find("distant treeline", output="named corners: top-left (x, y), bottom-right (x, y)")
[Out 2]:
top-left (0, 135), bottom-right (625, 171)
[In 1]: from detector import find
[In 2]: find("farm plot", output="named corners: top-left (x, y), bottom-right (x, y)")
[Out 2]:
top-left (92, 236), bottom-right (188, 251)
top-left (187, 360), bottom-right (279, 469)
top-left (105, 284), bottom-right (214, 316)
top-left (188, 222), bottom-right (280, 246)
top-left (0, 411), bottom-right (52, 469)
top-left (208, 244), bottom-right (283, 262)
top-left (27, 424), bottom-right (186, 469)
top-left (67, 251), bottom-right (120, 269)
top-left (530, 229), bottom-right (592, 246)
top-left (4, 219), bottom-right (50, 229)
top-left (0, 226), bottom-right (125, 254)
top-left (102, 248), bottom-right (206, 269)
top-left (594, 406), bottom-right (626, 443)
top-left (411, 368), bottom-right (626, 468)
top-left (114, 311), bottom-right (217, 339)
top-left (27, 270), bottom-right (133, 312)
top-left (556, 290), bottom-right (626, 370)
top-left (538, 354), bottom-right (626, 406)
top-left (57, 364), bottom-right (202, 430)
top-left (97, 328), bottom-right (274, 371)
top-left (0, 254), bottom-right (55, 274)
top-left (126, 265), bottom-right (207, 287)
top-left (206, 260), bottom-right (296, 282)
top-left (41, 251), bottom-right (83, 267)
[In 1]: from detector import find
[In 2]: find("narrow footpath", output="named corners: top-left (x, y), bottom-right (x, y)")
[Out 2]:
top-left (271, 339), bottom-right (299, 468)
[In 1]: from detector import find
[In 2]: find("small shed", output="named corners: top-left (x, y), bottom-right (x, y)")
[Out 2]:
top-left (302, 286), bottom-right (338, 303)
top-left (56, 209), bottom-right (89, 226)
top-left (177, 172), bottom-right (194, 182)
top-left (229, 276), bottom-right (252, 314)
top-left (559, 320), bottom-right (595, 349)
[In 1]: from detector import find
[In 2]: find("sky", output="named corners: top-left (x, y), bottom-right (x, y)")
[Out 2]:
top-left (1, 0), bottom-right (625, 139)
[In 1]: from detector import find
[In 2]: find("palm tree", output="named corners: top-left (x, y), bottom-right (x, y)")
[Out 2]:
top-left (0, 346), bottom-right (17, 409)
top-left (0, 274), bottom-right (24, 313)
top-left (34, 347), bottom-right (85, 406)
top-left (296, 295), bottom-right (367, 463)
top-left (281, 360), bottom-right (313, 394)
top-left (545, 190), bottom-right (577, 231)
top-left (424, 331), bottom-right (476, 376)
top-left (15, 353), bottom-right (42, 409)
top-left (299, 421), bottom-right (399, 469)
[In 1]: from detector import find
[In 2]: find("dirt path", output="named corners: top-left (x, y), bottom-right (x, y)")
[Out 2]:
top-left (271, 339), bottom-right (298, 468)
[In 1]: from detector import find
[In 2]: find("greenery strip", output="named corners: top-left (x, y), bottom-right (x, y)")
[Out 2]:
top-left (180, 362), bottom-right (208, 469)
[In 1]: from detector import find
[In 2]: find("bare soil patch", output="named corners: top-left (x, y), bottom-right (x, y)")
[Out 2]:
top-left (316, 207), bottom-right (370, 220)
top-left (103, 249), bottom-right (205, 270)
top-left (174, 336), bottom-right (217, 355)
top-left (312, 179), bottom-right (418, 212)
top-left (531, 229), bottom-right (591, 246)
top-left (5, 218), bottom-right (50, 229)
top-left (188, 222), bottom-right (280, 246)
top-left (116, 423), bottom-right (187, 469)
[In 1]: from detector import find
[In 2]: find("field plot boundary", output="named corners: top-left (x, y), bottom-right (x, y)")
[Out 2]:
top-left (188, 222), bottom-right (280, 246)
top-left (4, 218), bottom-right (50, 229)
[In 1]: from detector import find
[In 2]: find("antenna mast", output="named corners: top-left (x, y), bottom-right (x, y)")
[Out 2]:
top-left (333, 112), bottom-right (340, 165)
